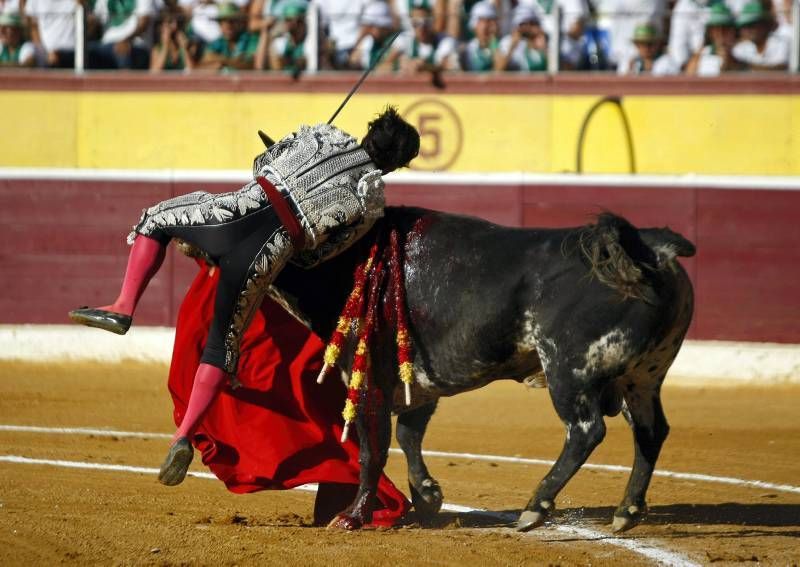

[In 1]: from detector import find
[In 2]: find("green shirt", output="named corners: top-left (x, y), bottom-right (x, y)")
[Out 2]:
top-left (208, 32), bottom-right (259, 64)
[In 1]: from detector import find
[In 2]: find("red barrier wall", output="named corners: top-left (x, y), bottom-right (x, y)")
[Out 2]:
top-left (2, 176), bottom-right (799, 343)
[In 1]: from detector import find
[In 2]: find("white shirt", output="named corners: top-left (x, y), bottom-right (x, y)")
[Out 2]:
top-left (25, 0), bottom-right (76, 52)
top-left (271, 33), bottom-right (314, 64)
top-left (94, 0), bottom-right (154, 45)
top-left (178, 0), bottom-right (221, 43)
top-left (498, 34), bottom-right (547, 70)
top-left (695, 45), bottom-right (723, 76)
top-left (733, 33), bottom-right (790, 67)
top-left (395, 30), bottom-right (459, 68)
top-left (617, 50), bottom-right (680, 74)
top-left (318, 0), bottom-right (370, 51)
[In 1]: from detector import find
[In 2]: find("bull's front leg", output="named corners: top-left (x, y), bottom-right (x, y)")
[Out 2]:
top-left (396, 401), bottom-right (443, 521)
top-left (328, 387), bottom-right (392, 530)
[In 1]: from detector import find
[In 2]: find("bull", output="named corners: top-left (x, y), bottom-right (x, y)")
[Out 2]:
top-left (272, 205), bottom-right (695, 533)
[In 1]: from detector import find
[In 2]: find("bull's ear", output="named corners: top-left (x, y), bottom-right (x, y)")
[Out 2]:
top-left (258, 130), bottom-right (275, 148)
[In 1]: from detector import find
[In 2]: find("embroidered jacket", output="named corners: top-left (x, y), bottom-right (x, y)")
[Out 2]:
top-left (252, 123), bottom-right (385, 267)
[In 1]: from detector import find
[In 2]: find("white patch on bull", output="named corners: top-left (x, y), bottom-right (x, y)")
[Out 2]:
top-left (413, 364), bottom-right (437, 389)
top-left (575, 328), bottom-right (631, 379)
top-left (516, 309), bottom-right (538, 352)
top-left (577, 419), bottom-right (595, 434)
top-left (565, 423), bottom-right (571, 442)
top-left (532, 324), bottom-right (557, 374)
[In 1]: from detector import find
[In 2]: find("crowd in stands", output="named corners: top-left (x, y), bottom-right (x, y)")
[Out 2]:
top-left (0, 0), bottom-right (794, 74)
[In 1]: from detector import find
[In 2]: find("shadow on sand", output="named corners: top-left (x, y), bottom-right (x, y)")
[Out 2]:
top-left (409, 503), bottom-right (800, 535)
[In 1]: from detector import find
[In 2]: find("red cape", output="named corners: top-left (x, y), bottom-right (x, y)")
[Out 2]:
top-left (168, 264), bottom-right (410, 526)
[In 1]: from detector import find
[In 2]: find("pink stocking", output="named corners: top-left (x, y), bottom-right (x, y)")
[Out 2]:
top-left (173, 363), bottom-right (227, 442)
top-left (101, 235), bottom-right (166, 316)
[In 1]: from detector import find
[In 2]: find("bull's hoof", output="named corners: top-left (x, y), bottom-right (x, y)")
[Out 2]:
top-left (516, 505), bottom-right (552, 532)
top-left (410, 478), bottom-right (443, 520)
top-left (327, 514), bottom-right (363, 531)
top-left (612, 504), bottom-right (647, 533)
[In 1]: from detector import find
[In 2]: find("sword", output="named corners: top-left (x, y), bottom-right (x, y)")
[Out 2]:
top-left (327, 30), bottom-right (402, 125)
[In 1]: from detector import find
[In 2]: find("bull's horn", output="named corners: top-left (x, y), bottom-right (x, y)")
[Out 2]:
top-left (258, 130), bottom-right (275, 148)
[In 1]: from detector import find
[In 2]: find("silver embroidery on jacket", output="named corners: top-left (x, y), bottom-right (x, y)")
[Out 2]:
top-left (254, 123), bottom-right (384, 249)
top-left (128, 181), bottom-right (267, 244)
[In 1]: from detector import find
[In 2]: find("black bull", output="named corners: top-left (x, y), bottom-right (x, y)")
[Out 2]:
top-left (273, 206), bottom-right (695, 532)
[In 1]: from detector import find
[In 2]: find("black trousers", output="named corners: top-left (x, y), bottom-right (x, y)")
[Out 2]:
top-left (136, 187), bottom-right (293, 373)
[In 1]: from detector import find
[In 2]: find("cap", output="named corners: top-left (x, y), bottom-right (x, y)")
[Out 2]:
top-left (213, 3), bottom-right (242, 21)
top-left (706, 2), bottom-right (734, 27)
top-left (632, 23), bottom-right (661, 42)
top-left (736, 0), bottom-right (768, 27)
top-left (280, 0), bottom-right (308, 19)
top-left (469, 0), bottom-right (498, 30)
top-left (512, 5), bottom-right (540, 27)
top-left (360, 2), bottom-right (394, 28)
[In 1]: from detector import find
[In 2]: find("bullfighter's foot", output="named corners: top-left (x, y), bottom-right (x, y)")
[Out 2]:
top-left (158, 437), bottom-right (193, 486)
top-left (611, 503), bottom-right (647, 533)
top-left (68, 307), bottom-right (132, 335)
top-left (409, 477), bottom-right (443, 521)
top-left (516, 500), bottom-right (554, 532)
top-left (327, 513), bottom-right (363, 531)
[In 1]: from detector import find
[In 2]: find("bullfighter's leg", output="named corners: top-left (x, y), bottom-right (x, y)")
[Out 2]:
top-left (612, 378), bottom-right (669, 532)
top-left (396, 401), bottom-right (443, 520)
top-left (517, 376), bottom-right (607, 532)
top-left (329, 388), bottom-right (393, 530)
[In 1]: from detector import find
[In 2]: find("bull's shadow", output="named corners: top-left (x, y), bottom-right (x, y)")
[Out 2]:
top-left (413, 503), bottom-right (800, 532)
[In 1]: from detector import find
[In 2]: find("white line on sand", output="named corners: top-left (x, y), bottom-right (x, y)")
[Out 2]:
top-left (3, 423), bottom-right (799, 495)
top-left (0, 454), bottom-right (698, 567)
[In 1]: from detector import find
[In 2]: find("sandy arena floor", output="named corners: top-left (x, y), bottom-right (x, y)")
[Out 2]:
top-left (1, 361), bottom-right (799, 566)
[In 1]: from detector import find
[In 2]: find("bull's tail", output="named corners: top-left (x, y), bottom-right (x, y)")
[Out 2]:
top-left (573, 213), bottom-right (695, 302)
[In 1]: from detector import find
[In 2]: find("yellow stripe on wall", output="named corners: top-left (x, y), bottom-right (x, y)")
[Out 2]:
top-left (2, 90), bottom-right (798, 175)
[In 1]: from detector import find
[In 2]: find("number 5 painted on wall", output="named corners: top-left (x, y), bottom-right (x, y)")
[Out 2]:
top-left (417, 113), bottom-right (442, 159)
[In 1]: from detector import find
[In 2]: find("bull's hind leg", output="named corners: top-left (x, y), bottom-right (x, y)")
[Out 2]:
top-left (396, 401), bottom-right (443, 520)
top-left (612, 378), bottom-right (669, 532)
top-left (518, 377), bottom-right (607, 532)
top-left (329, 389), bottom-right (393, 530)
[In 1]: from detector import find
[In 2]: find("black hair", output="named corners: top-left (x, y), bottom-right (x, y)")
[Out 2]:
top-left (361, 106), bottom-right (420, 173)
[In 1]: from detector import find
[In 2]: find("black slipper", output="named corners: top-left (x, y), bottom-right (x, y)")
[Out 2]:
top-left (68, 307), bottom-right (132, 335)
top-left (158, 437), bottom-right (194, 486)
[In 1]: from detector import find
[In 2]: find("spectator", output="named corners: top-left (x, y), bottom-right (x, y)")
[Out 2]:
top-left (618, 22), bottom-right (678, 73)
top-left (666, 0), bottom-right (742, 70)
top-left (685, 3), bottom-right (745, 75)
top-left (150, 7), bottom-right (196, 71)
top-left (733, 0), bottom-right (789, 70)
top-left (460, 0), bottom-right (499, 71)
top-left (496, 4), bottom-right (547, 71)
top-left (0, 11), bottom-right (35, 65)
top-left (519, 0), bottom-right (589, 68)
top-left (391, 0), bottom-right (447, 34)
top-left (349, 1), bottom-right (398, 70)
top-left (25, 0), bottom-right (77, 67)
top-left (268, 0), bottom-right (312, 73)
top-left (592, 0), bottom-right (667, 68)
top-left (199, 2), bottom-right (263, 70)
top-left (446, 0), bottom-right (508, 41)
top-left (318, 0), bottom-right (370, 68)
top-left (91, 0), bottom-right (155, 69)
top-left (396, 0), bottom-right (460, 74)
